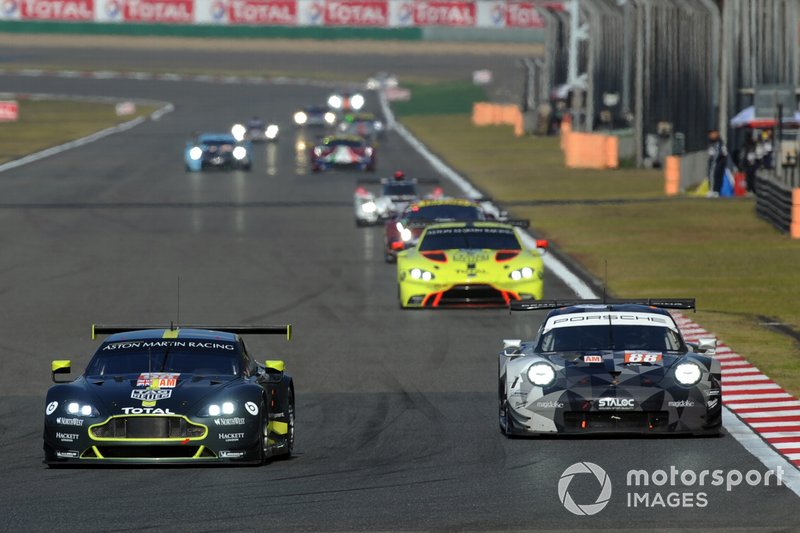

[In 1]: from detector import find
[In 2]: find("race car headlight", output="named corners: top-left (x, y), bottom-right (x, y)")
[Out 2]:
top-left (400, 228), bottom-right (413, 242)
top-left (374, 121), bottom-right (384, 131)
top-left (361, 201), bottom-right (377, 214)
top-left (293, 111), bottom-right (307, 125)
top-left (364, 146), bottom-right (374, 156)
top-left (324, 112), bottom-right (336, 124)
top-left (189, 147), bottom-right (203, 160)
top-left (232, 146), bottom-right (247, 160)
top-left (328, 95), bottom-right (343, 109)
top-left (527, 362), bottom-right (556, 387)
top-left (675, 362), bottom-right (703, 385)
top-left (313, 147), bottom-right (323, 156)
top-left (410, 268), bottom-right (434, 281)
top-left (66, 401), bottom-right (98, 417)
top-left (202, 402), bottom-right (236, 417)
top-left (509, 267), bottom-right (535, 281)
top-left (231, 123), bottom-right (246, 141)
top-left (350, 93), bottom-right (365, 110)
top-left (265, 125), bottom-right (279, 139)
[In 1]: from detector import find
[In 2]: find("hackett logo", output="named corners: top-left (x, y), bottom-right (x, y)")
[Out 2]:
top-left (21, 0), bottom-right (93, 20)
top-left (325, 0), bottom-right (386, 26)
top-left (124, 0), bottom-right (192, 22)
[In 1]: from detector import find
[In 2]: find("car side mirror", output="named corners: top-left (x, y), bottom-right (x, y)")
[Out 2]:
top-left (695, 337), bottom-right (717, 354)
top-left (51, 360), bottom-right (72, 383)
top-left (503, 339), bottom-right (522, 356)
top-left (265, 360), bottom-right (285, 373)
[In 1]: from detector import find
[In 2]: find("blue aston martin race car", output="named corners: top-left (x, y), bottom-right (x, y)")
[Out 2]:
top-left (184, 133), bottom-right (252, 172)
top-left (43, 324), bottom-right (295, 465)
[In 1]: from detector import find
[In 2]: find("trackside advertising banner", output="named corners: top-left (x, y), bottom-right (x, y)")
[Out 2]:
top-left (0, 0), bottom-right (560, 27)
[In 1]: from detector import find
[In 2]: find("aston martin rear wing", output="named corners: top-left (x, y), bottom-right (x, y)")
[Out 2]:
top-left (92, 324), bottom-right (292, 341)
top-left (510, 298), bottom-right (696, 312)
top-left (402, 219), bottom-right (530, 229)
top-left (356, 177), bottom-right (440, 185)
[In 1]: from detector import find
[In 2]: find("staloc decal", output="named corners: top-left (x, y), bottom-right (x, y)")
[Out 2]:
top-left (597, 398), bottom-right (636, 410)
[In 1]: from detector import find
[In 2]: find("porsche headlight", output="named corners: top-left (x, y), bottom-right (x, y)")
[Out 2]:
top-left (233, 146), bottom-right (247, 160)
top-left (66, 401), bottom-right (98, 417)
top-left (313, 147), bottom-right (323, 156)
top-left (527, 362), bottom-right (556, 386)
top-left (410, 268), bottom-right (434, 281)
top-left (265, 125), bottom-right (279, 139)
top-left (509, 267), bottom-right (535, 281)
top-left (364, 146), bottom-right (373, 156)
top-left (350, 93), bottom-right (365, 110)
top-left (293, 111), bottom-right (307, 125)
top-left (231, 123), bottom-right (246, 141)
top-left (189, 146), bottom-right (203, 160)
top-left (361, 201), bottom-right (377, 214)
top-left (374, 121), bottom-right (384, 131)
top-left (328, 95), bottom-right (343, 109)
top-left (324, 112), bottom-right (336, 124)
top-left (675, 362), bottom-right (703, 385)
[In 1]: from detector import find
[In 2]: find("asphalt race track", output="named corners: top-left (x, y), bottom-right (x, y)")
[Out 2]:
top-left (0, 46), bottom-right (797, 531)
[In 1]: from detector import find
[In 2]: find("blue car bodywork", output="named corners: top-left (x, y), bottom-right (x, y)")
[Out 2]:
top-left (184, 133), bottom-right (253, 172)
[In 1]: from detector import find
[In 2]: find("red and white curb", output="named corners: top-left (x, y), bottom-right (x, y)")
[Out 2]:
top-left (673, 312), bottom-right (800, 469)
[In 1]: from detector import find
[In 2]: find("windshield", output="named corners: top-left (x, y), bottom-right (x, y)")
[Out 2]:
top-left (383, 183), bottom-right (416, 196)
top-left (405, 204), bottom-right (483, 222)
top-left (537, 325), bottom-right (685, 353)
top-left (419, 226), bottom-right (521, 251)
top-left (326, 139), bottom-right (364, 148)
top-left (85, 339), bottom-right (242, 376)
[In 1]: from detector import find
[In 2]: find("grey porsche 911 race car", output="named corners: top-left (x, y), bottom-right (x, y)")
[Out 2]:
top-left (499, 299), bottom-right (721, 436)
top-left (43, 324), bottom-right (295, 465)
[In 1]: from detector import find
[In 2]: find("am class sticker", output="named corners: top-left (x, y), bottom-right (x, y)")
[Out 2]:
top-left (245, 401), bottom-right (259, 415)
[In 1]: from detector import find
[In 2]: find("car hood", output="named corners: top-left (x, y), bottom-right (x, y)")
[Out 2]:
top-left (80, 373), bottom-right (239, 415)
top-left (540, 350), bottom-right (689, 385)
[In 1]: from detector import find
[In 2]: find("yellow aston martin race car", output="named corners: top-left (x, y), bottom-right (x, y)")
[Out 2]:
top-left (396, 221), bottom-right (547, 308)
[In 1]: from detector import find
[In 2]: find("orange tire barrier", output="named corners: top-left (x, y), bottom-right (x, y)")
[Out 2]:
top-left (471, 102), bottom-right (525, 137)
top-left (665, 155), bottom-right (681, 196)
top-left (792, 189), bottom-right (800, 239)
top-left (562, 131), bottom-right (619, 169)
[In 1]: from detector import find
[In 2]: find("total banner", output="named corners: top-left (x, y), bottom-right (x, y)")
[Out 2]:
top-left (1, 0), bottom-right (559, 27)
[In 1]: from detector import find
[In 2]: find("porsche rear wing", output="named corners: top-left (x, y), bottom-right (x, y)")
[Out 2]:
top-left (92, 324), bottom-right (292, 341)
top-left (356, 177), bottom-right (440, 185)
top-left (510, 298), bottom-right (696, 312)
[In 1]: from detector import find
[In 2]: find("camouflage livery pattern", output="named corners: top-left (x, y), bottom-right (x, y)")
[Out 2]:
top-left (498, 303), bottom-right (722, 435)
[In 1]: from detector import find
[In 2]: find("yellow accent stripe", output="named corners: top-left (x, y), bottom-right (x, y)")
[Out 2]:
top-left (92, 446), bottom-right (104, 459)
top-left (286, 324), bottom-right (292, 341)
top-left (142, 401), bottom-right (156, 407)
top-left (162, 329), bottom-right (180, 339)
top-left (193, 446), bottom-right (206, 459)
top-left (269, 421), bottom-right (288, 435)
top-left (91, 324), bottom-right (96, 340)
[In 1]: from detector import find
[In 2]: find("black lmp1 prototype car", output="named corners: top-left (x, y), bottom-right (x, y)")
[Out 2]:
top-left (499, 299), bottom-right (722, 436)
top-left (43, 325), bottom-right (295, 465)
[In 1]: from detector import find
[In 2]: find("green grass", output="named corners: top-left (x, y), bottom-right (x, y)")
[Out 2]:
top-left (0, 99), bottom-right (158, 164)
top-left (401, 113), bottom-right (800, 398)
top-left (392, 82), bottom-right (487, 117)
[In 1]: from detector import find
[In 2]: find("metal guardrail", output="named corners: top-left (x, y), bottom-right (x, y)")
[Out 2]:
top-left (755, 173), bottom-right (794, 233)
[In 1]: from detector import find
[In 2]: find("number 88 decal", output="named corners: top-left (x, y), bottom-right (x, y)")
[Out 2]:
top-left (624, 352), bottom-right (663, 363)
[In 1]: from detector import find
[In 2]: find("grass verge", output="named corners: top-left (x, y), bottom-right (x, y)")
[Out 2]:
top-left (0, 98), bottom-right (158, 164)
top-left (399, 113), bottom-right (800, 398)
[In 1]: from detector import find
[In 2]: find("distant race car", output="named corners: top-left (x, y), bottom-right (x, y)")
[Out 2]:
top-left (310, 135), bottom-right (376, 172)
top-left (366, 72), bottom-right (399, 91)
top-left (383, 198), bottom-right (489, 263)
top-left (232, 117), bottom-right (279, 142)
top-left (327, 90), bottom-right (366, 112)
top-left (354, 171), bottom-right (442, 226)
top-left (499, 299), bottom-right (722, 436)
top-left (43, 324), bottom-right (295, 465)
top-left (396, 221), bottom-right (546, 308)
top-left (185, 133), bottom-right (252, 172)
top-left (336, 112), bottom-right (385, 143)
top-left (293, 105), bottom-right (337, 128)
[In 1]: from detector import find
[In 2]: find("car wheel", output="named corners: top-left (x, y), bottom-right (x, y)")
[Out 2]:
top-left (355, 218), bottom-right (368, 227)
top-left (499, 399), bottom-right (514, 437)
top-left (258, 400), bottom-right (269, 464)
top-left (280, 396), bottom-right (295, 459)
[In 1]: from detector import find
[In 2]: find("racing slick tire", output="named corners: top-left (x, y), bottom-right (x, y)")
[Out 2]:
top-left (279, 396), bottom-right (295, 460)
